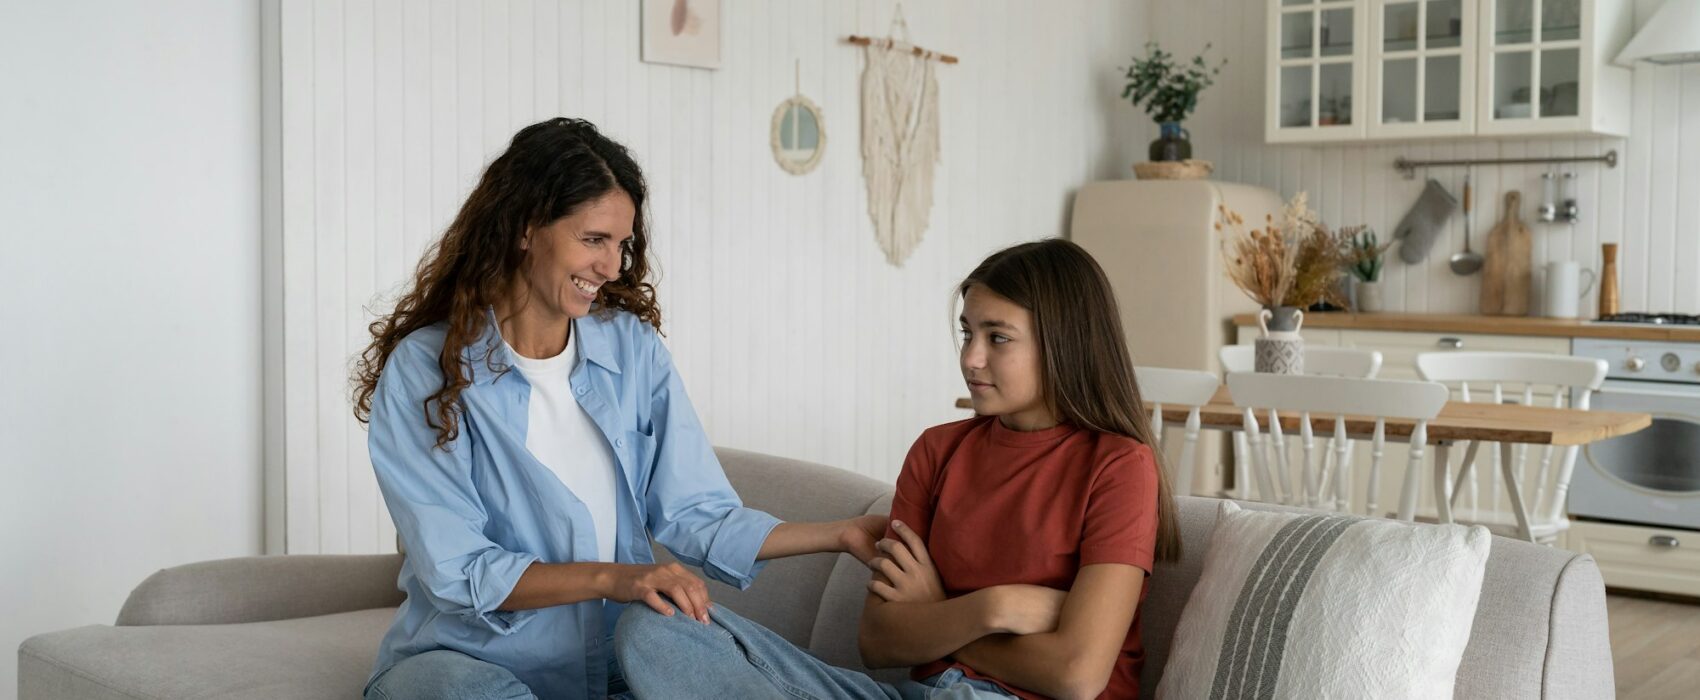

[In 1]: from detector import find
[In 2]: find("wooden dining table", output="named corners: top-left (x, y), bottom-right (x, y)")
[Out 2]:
top-left (955, 389), bottom-right (1652, 541)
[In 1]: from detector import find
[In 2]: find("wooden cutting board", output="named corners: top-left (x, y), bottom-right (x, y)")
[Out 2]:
top-left (1481, 190), bottom-right (1531, 316)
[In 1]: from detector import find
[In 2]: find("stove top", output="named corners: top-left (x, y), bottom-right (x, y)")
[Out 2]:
top-left (1594, 312), bottom-right (1700, 326)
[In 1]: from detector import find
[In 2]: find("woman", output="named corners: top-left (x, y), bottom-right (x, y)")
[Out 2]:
top-left (353, 118), bottom-right (885, 699)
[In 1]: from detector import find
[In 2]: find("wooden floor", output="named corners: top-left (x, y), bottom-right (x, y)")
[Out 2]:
top-left (1609, 593), bottom-right (1700, 699)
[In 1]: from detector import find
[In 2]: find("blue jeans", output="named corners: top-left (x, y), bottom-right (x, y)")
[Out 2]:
top-left (365, 643), bottom-right (635, 700)
top-left (614, 604), bottom-right (1015, 700)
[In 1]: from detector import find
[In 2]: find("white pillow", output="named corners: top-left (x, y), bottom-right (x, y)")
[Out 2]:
top-left (1156, 502), bottom-right (1491, 700)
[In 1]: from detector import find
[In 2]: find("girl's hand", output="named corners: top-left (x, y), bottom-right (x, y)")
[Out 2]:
top-left (837, 513), bottom-right (890, 564)
top-left (986, 584), bottom-right (1069, 635)
top-left (865, 520), bottom-right (946, 604)
top-left (603, 562), bottom-right (712, 624)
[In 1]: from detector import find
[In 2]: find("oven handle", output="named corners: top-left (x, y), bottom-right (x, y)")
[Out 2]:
top-left (1599, 380), bottom-right (1700, 400)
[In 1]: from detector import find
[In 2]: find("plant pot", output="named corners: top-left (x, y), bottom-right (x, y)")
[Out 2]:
top-left (1148, 122), bottom-right (1192, 162)
top-left (1255, 306), bottom-right (1305, 374)
top-left (1356, 280), bottom-right (1384, 312)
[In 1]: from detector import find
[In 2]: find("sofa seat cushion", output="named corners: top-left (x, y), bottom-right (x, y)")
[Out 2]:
top-left (19, 607), bottom-right (395, 700)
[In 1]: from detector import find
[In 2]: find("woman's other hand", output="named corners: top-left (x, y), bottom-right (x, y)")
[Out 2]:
top-left (603, 562), bottom-right (712, 624)
top-left (865, 520), bottom-right (947, 604)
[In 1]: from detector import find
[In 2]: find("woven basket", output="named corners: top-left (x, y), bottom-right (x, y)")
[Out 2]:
top-left (1133, 159), bottom-right (1214, 180)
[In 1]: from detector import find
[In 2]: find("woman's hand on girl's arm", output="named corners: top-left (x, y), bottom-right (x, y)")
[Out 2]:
top-left (757, 514), bottom-right (889, 563)
top-left (499, 561), bottom-right (713, 624)
top-left (950, 564), bottom-right (1146, 700)
top-left (866, 520), bottom-right (945, 603)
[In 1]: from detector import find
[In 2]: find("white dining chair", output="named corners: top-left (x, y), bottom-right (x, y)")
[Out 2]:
top-left (1134, 366), bottom-right (1221, 498)
top-left (1414, 352), bottom-right (1609, 543)
top-left (1226, 372), bottom-right (1450, 517)
top-left (1219, 345), bottom-right (1384, 501)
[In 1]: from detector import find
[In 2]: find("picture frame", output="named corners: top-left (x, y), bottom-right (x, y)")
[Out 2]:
top-left (641, 0), bottom-right (721, 70)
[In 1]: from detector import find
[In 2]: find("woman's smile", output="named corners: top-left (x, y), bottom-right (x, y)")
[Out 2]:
top-left (571, 275), bottom-right (602, 299)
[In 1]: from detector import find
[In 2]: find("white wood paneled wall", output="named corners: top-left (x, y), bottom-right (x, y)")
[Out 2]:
top-left (267, 0), bottom-right (1151, 554)
top-left (1149, 0), bottom-right (1700, 316)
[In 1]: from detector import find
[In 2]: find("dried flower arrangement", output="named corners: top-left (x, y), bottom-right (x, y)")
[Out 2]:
top-left (1217, 192), bottom-right (1356, 310)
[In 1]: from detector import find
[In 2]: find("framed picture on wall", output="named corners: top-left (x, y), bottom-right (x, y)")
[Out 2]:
top-left (641, 0), bottom-right (721, 69)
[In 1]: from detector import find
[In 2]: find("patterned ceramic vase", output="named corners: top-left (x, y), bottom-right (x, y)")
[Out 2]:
top-left (1254, 306), bottom-right (1305, 374)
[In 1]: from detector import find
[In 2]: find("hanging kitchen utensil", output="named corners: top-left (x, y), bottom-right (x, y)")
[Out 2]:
top-left (1395, 178), bottom-right (1458, 264)
top-left (1450, 173), bottom-right (1484, 275)
top-left (1481, 190), bottom-right (1532, 316)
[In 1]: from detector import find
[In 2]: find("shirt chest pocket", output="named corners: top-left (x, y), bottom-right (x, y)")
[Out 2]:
top-left (617, 429), bottom-right (658, 496)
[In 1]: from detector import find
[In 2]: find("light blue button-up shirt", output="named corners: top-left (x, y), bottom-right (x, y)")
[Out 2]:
top-left (366, 308), bottom-right (781, 698)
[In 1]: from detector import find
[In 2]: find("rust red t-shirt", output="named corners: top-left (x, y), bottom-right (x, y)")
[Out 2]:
top-left (888, 415), bottom-right (1160, 700)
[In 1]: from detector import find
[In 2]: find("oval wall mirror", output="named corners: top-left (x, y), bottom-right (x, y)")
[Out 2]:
top-left (771, 95), bottom-right (824, 175)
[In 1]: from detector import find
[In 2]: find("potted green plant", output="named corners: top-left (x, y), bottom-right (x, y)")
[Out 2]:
top-left (1344, 226), bottom-right (1393, 312)
top-left (1122, 42), bottom-right (1225, 164)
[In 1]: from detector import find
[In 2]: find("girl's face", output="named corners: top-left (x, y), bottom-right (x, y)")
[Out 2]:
top-left (959, 285), bottom-right (1057, 431)
top-left (518, 190), bottom-right (635, 320)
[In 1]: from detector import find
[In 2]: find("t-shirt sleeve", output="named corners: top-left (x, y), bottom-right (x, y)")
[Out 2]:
top-left (1078, 442), bottom-right (1160, 573)
top-left (886, 434), bottom-right (939, 542)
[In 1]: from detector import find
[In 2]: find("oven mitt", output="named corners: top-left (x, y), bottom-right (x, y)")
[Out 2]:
top-left (1395, 178), bottom-right (1458, 264)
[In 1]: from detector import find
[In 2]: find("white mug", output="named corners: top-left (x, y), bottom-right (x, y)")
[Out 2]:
top-left (1543, 261), bottom-right (1597, 319)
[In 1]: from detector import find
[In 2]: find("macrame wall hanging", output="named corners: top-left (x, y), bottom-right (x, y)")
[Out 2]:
top-left (847, 5), bottom-right (958, 267)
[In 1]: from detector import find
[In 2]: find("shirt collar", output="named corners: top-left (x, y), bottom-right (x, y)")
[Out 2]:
top-left (469, 306), bottom-right (622, 385)
top-left (573, 311), bottom-right (622, 375)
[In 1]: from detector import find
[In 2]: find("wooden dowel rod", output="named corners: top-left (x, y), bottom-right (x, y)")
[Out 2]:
top-left (845, 35), bottom-right (959, 64)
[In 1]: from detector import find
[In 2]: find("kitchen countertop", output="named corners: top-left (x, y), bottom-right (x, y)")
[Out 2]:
top-left (1230, 312), bottom-right (1700, 342)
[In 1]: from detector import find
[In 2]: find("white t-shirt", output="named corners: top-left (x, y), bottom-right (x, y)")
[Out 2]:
top-left (505, 324), bottom-right (620, 563)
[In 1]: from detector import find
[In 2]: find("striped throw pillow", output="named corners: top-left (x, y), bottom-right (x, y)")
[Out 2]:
top-left (1156, 502), bottom-right (1491, 699)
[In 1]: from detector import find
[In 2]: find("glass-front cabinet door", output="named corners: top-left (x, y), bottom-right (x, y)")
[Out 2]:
top-left (1476, 0), bottom-right (1588, 135)
top-left (1267, 0), bottom-right (1367, 143)
top-left (1368, 0), bottom-right (1476, 138)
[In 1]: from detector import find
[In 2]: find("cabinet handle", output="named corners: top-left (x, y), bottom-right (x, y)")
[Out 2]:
top-left (1438, 337), bottom-right (1464, 349)
top-left (1650, 535), bottom-right (1681, 549)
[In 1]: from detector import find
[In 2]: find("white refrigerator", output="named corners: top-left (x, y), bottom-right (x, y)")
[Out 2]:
top-left (1070, 179), bottom-right (1286, 495)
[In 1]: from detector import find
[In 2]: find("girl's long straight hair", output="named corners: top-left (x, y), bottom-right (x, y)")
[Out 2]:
top-left (959, 238), bottom-right (1181, 561)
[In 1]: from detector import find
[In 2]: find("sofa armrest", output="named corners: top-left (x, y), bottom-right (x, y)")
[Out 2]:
top-left (1541, 553), bottom-right (1615, 698)
top-left (115, 554), bottom-right (405, 626)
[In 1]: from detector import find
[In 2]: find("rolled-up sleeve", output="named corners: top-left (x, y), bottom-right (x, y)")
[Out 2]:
top-left (640, 335), bottom-right (781, 589)
top-left (369, 340), bottom-right (540, 634)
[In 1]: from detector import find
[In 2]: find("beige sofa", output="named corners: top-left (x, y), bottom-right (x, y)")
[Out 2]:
top-left (19, 448), bottom-right (1614, 698)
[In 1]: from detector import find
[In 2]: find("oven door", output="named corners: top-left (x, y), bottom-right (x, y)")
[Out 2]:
top-left (1571, 379), bottom-right (1700, 530)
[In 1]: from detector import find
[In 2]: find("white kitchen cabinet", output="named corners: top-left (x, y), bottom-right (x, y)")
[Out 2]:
top-left (1267, 0), bottom-right (1369, 143)
top-left (1333, 328), bottom-right (1568, 380)
top-left (1474, 0), bottom-right (1633, 137)
top-left (1367, 0), bottom-right (1478, 139)
top-left (1566, 520), bottom-right (1700, 597)
top-left (1266, 0), bottom-right (1633, 143)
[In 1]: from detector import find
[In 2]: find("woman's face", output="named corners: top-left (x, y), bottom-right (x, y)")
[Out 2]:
top-left (519, 190), bottom-right (635, 320)
top-left (959, 285), bottom-right (1055, 430)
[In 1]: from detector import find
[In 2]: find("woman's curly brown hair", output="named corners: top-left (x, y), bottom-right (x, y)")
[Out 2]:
top-left (351, 118), bottom-right (660, 449)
